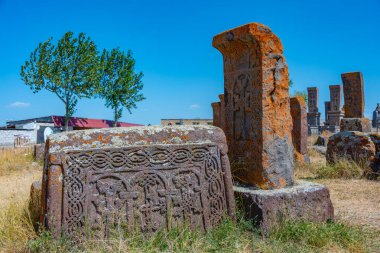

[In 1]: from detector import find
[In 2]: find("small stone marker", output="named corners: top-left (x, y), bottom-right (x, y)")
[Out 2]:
top-left (341, 72), bottom-right (365, 118)
top-left (41, 126), bottom-right (235, 237)
top-left (290, 97), bottom-right (309, 162)
top-left (213, 22), bottom-right (294, 189)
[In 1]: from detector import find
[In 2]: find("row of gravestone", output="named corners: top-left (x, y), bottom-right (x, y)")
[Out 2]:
top-left (31, 22), bottom-right (333, 238)
top-left (307, 72), bottom-right (373, 135)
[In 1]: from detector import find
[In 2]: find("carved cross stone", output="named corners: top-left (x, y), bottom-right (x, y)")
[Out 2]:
top-left (213, 23), bottom-right (294, 189)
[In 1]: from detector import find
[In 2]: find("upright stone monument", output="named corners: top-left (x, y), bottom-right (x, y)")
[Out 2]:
top-left (40, 126), bottom-right (235, 237)
top-left (212, 23), bottom-right (333, 231)
top-left (342, 72), bottom-right (364, 118)
top-left (324, 101), bottom-right (331, 125)
top-left (340, 72), bottom-right (371, 132)
top-left (373, 103), bottom-right (380, 129)
top-left (326, 85), bottom-right (344, 132)
top-left (307, 87), bottom-right (321, 135)
top-left (213, 22), bottom-right (294, 189)
top-left (290, 96), bottom-right (309, 163)
top-left (211, 94), bottom-right (226, 133)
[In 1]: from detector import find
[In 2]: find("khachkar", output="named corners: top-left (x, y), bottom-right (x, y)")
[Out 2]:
top-left (38, 126), bottom-right (235, 237)
top-left (373, 103), bottom-right (380, 129)
top-left (340, 72), bottom-right (371, 132)
top-left (213, 22), bottom-right (294, 189)
top-left (307, 87), bottom-right (321, 135)
top-left (326, 85), bottom-right (344, 132)
top-left (212, 23), bottom-right (333, 231)
top-left (290, 97), bottom-right (309, 163)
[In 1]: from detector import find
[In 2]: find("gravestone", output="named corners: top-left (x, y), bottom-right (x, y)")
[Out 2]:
top-left (213, 22), bottom-right (333, 231)
top-left (341, 72), bottom-right (364, 118)
top-left (324, 101), bottom-right (331, 125)
top-left (326, 85), bottom-right (344, 132)
top-left (307, 87), bottom-right (321, 135)
top-left (213, 22), bottom-right (294, 189)
top-left (218, 94), bottom-right (226, 132)
top-left (290, 97), bottom-right (309, 163)
top-left (211, 102), bottom-right (221, 128)
top-left (373, 103), bottom-right (380, 129)
top-left (41, 126), bottom-right (235, 237)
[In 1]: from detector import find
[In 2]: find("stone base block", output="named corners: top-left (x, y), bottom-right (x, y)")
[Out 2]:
top-left (234, 181), bottom-right (334, 232)
top-left (308, 126), bottom-right (320, 136)
top-left (340, 118), bottom-right (371, 132)
top-left (29, 180), bottom-right (42, 232)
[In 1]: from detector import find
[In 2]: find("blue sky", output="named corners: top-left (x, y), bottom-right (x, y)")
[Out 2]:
top-left (0, 0), bottom-right (379, 126)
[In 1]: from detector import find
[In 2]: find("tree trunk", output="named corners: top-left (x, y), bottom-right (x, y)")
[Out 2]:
top-left (114, 106), bottom-right (118, 127)
top-left (65, 102), bottom-right (69, 132)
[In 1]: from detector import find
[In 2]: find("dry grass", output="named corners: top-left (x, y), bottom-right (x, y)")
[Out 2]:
top-left (0, 148), bottom-right (42, 252)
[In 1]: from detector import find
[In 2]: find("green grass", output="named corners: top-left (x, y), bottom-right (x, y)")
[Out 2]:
top-left (24, 215), bottom-right (375, 253)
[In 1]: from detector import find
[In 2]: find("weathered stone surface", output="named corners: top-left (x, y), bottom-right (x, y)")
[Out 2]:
top-left (33, 144), bottom-right (45, 161)
top-left (211, 102), bottom-right (221, 128)
top-left (42, 126), bottom-right (235, 237)
top-left (341, 72), bottom-right (365, 118)
top-left (29, 180), bottom-right (42, 231)
top-left (213, 22), bottom-right (294, 189)
top-left (235, 181), bottom-right (334, 232)
top-left (326, 131), bottom-right (376, 166)
top-left (324, 101), bottom-right (331, 124)
top-left (372, 103), bottom-right (380, 128)
top-left (340, 118), bottom-right (371, 132)
top-left (218, 94), bottom-right (226, 132)
top-left (315, 135), bottom-right (328, 146)
top-left (307, 87), bottom-right (319, 113)
top-left (327, 85), bottom-right (344, 127)
top-left (290, 97), bottom-right (309, 163)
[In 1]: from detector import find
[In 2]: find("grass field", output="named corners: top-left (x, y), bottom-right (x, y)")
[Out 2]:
top-left (0, 145), bottom-right (379, 252)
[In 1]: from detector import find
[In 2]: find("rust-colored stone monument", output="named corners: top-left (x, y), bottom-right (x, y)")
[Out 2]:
top-left (41, 126), bottom-right (235, 237)
top-left (342, 72), bottom-right (364, 118)
top-left (326, 85), bottom-right (344, 132)
top-left (290, 97), bottom-right (309, 163)
top-left (307, 87), bottom-right (321, 135)
top-left (212, 23), bottom-right (294, 189)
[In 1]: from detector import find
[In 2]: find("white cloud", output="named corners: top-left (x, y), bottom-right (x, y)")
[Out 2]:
top-left (8, 102), bottom-right (31, 108)
top-left (189, 104), bottom-right (200, 110)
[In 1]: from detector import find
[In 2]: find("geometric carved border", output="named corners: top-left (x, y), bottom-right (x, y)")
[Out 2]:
top-left (62, 144), bottom-right (230, 235)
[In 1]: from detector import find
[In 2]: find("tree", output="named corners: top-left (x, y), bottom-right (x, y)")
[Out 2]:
top-left (98, 48), bottom-right (144, 127)
top-left (20, 32), bottom-right (100, 131)
top-left (293, 91), bottom-right (308, 103)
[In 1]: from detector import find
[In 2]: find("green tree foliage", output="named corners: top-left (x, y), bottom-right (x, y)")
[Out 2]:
top-left (20, 32), bottom-right (100, 131)
top-left (98, 48), bottom-right (144, 126)
top-left (293, 91), bottom-right (308, 103)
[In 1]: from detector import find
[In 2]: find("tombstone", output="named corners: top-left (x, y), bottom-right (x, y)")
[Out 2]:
top-left (211, 102), bottom-right (221, 128)
top-left (213, 22), bottom-right (333, 232)
top-left (40, 126), bottom-right (235, 237)
top-left (326, 85), bottom-right (344, 132)
top-left (340, 72), bottom-right (371, 132)
top-left (373, 103), bottom-right (380, 129)
top-left (290, 97), bottom-right (309, 163)
top-left (324, 101), bottom-right (331, 125)
top-left (218, 94), bottom-right (226, 132)
top-left (341, 72), bottom-right (364, 118)
top-left (307, 87), bottom-right (321, 135)
top-left (213, 22), bottom-right (294, 189)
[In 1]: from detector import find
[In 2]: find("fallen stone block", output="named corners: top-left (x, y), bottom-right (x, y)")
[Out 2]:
top-left (235, 181), bottom-right (334, 232)
top-left (340, 118), bottom-right (371, 132)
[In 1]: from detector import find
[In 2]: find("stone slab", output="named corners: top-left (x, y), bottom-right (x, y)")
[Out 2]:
top-left (33, 144), bottom-right (45, 161)
top-left (42, 126), bottom-right (235, 237)
top-left (213, 22), bottom-right (294, 189)
top-left (340, 118), bottom-right (371, 132)
top-left (235, 180), bottom-right (334, 232)
top-left (290, 97), bottom-right (309, 163)
top-left (29, 180), bottom-right (42, 232)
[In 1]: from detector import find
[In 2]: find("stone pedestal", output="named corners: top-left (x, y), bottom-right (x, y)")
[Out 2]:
top-left (308, 126), bottom-right (320, 136)
top-left (307, 112), bottom-right (321, 127)
top-left (340, 118), bottom-right (371, 132)
top-left (235, 181), bottom-right (334, 232)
